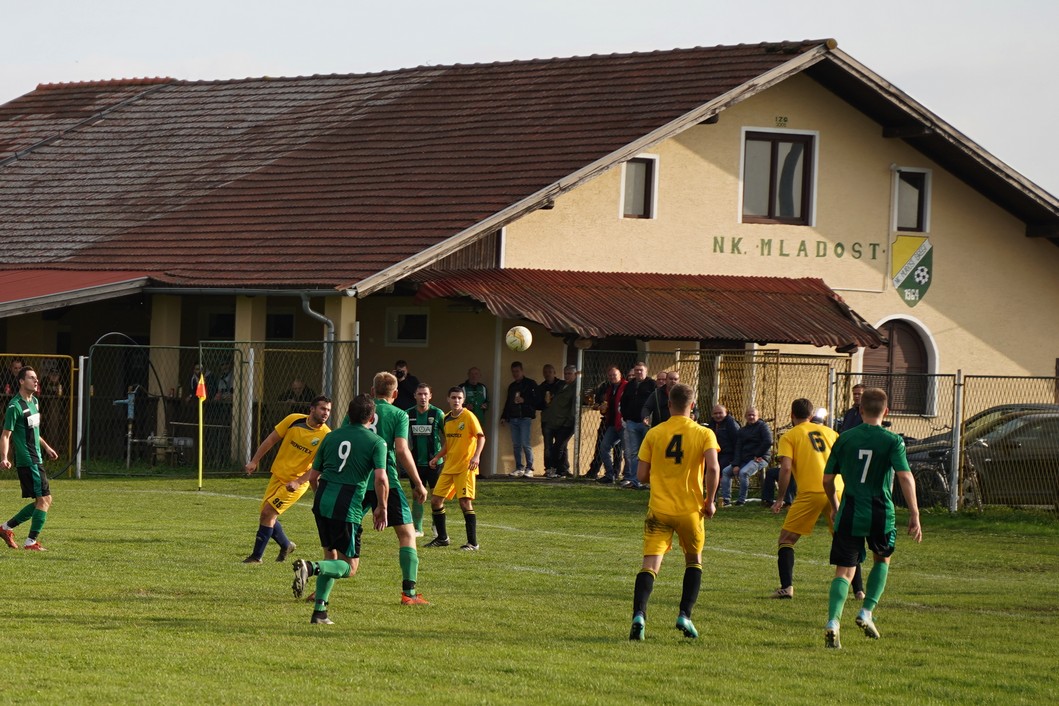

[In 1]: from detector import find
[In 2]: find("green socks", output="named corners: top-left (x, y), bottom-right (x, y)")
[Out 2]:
top-left (7, 502), bottom-right (35, 528)
top-left (864, 562), bottom-right (889, 611)
top-left (412, 501), bottom-right (424, 534)
top-left (28, 508), bottom-right (47, 540)
top-left (313, 561), bottom-right (352, 612)
top-left (828, 576), bottom-right (850, 624)
top-left (400, 546), bottom-right (419, 596)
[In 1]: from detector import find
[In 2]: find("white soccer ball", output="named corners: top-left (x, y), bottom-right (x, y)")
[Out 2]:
top-left (811, 407), bottom-right (829, 424)
top-left (505, 326), bottom-right (533, 352)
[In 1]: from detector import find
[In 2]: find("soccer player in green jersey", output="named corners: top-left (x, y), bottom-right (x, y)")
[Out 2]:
top-left (0, 366), bottom-right (60, 551)
top-left (363, 371), bottom-right (431, 605)
top-left (629, 383), bottom-right (720, 641)
top-left (459, 367), bottom-right (488, 428)
top-left (290, 395), bottom-right (388, 624)
top-left (406, 383), bottom-right (445, 538)
top-left (822, 387), bottom-right (922, 649)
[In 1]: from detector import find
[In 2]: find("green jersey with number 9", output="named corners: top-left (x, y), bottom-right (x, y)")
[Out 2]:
top-left (312, 424), bottom-right (387, 523)
top-left (824, 423), bottom-right (910, 536)
top-left (638, 416), bottom-right (719, 516)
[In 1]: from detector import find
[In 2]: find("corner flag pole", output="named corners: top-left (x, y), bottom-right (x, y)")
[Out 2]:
top-left (196, 373), bottom-right (207, 490)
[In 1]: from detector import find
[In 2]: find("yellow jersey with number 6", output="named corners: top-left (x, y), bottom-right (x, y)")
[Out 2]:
top-left (639, 416), bottom-right (719, 516)
top-left (776, 422), bottom-right (840, 494)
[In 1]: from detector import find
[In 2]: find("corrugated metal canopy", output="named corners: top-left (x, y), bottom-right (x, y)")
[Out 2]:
top-left (0, 269), bottom-right (150, 318)
top-left (414, 269), bottom-right (885, 349)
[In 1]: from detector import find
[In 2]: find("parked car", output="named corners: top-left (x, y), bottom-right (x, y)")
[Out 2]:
top-left (908, 403), bottom-right (1059, 452)
top-left (902, 411), bottom-right (1059, 509)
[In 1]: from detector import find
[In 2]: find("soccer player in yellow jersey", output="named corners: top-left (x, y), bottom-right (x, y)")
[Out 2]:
top-left (427, 387), bottom-right (485, 550)
top-left (242, 396), bottom-right (332, 563)
top-left (770, 397), bottom-right (858, 598)
top-left (629, 383), bottom-right (720, 641)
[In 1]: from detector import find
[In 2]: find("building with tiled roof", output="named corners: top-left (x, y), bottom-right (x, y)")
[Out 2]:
top-left (1, 39), bottom-right (1057, 473)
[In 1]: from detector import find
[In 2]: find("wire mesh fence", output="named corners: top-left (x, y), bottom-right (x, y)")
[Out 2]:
top-left (571, 349), bottom-right (851, 483)
top-left (84, 341), bottom-right (358, 476)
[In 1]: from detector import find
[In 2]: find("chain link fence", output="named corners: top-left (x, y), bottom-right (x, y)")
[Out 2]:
top-left (835, 372), bottom-right (1059, 512)
top-left (84, 341), bottom-right (358, 476)
top-left (571, 349), bottom-right (851, 485)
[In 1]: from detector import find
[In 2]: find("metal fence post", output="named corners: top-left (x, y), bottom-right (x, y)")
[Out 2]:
top-left (950, 369), bottom-right (964, 512)
top-left (76, 355), bottom-right (87, 479)
top-left (573, 346), bottom-right (584, 476)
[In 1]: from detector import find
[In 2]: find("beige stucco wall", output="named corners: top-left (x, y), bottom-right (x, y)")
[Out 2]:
top-left (502, 73), bottom-right (1059, 376)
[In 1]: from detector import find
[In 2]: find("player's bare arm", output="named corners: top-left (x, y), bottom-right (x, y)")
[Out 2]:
top-left (772, 456), bottom-right (793, 513)
top-left (39, 438), bottom-right (58, 461)
top-left (372, 468), bottom-right (389, 531)
top-left (469, 433), bottom-right (485, 471)
top-left (895, 470), bottom-right (923, 543)
top-left (395, 437), bottom-right (428, 504)
top-left (0, 429), bottom-right (11, 469)
top-left (636, 458), bottom-right (651, 486)
top-left (703, 448), bottom-right (719, 519)
top-left (429, 434), bottom-right (448, 469)
top-left (245, 430), bottom-right (281, 475)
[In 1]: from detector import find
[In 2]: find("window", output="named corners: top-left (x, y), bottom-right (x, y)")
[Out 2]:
top-left (266, 313), bottom-right (295, 340)
top-left (742, 131), bottom-right (814, 225)
top-left (385, 307), bottom-right (429, 347)
top-left (862, 320), bottom-right (928, 413)
top-left (622, 157), bottom-right (656, 219)
top-left (895, 169), bottom-right (930, 232)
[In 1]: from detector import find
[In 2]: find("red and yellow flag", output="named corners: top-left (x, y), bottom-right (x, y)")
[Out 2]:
top-left (196, 373), bottom-right (207, 401)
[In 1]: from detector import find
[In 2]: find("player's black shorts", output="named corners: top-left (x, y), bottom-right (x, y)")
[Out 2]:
top-left (417, 464), bottom-right (439, 488)
top-left (362, 486), bottom-right (414, 527)
top-left (829, 529), bottom-right (897, 567)
top-left (17, 464), bottom-right (50, 499)
top-left (313, 514), bottom-right (360, 558)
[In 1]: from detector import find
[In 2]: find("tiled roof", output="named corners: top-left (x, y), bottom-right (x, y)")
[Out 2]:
top-left (413, 269), bottom-right (885, 348)
top-left (0, 41), bottom-right (828, 288)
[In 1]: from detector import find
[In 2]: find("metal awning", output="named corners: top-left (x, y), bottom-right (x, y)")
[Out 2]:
top-left (414, 269), bottom-right (885, 349)
top-left (0, 269), bottom-right (150, 318)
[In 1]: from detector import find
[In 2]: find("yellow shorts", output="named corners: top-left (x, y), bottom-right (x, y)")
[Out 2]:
top-left (434, 470), bottom-right (476, 501)
top-left (781, 491), bottom-right (831, 536)
top-left (260, 474), bottom-right (310, 515)
top-left (642, 509), bottom-right (705, 557)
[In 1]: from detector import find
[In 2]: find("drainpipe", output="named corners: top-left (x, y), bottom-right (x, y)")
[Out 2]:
top-left (301, 294), bottom-right (335, 397)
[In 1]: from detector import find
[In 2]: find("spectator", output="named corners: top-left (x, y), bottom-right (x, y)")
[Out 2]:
top-left (0, 358), bottom-right (24, 396)
top-left (595, 365), bottom-right (627, 485)
top-left (718, 407), bottom-right (773, 506)
top-left (393, 359), bottom-right (420, 411)
top-left (707, 404), bottom-right (740, 472)
top-left (537, 364), bottom-right (564, 474)
top-left (542, 365), bottom-right (578, 477)
top-left (187, 363), bottom-right (216, 402)
top-left (642, 370), bottom-right (680, 427)
top-left (838, 384), bottom-right (865, 433)
top-left (583, 377), bottom-right (622, 480)
top-left (760, 466), bottom-right (797, 508)
top-left (459, 366), bottom-right (489, 423)
top-left (278, 376), bottom-right (316, 404)
top-left (619, 362), bottom-right (653, 489)
top-left (500, 361), bottom-right (538, 477)
top-left (214, 360), bottom-right (235, 401)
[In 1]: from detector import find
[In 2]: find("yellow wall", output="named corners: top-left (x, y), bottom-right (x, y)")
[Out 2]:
top-left (502, 74), bottom-right (1059, 375)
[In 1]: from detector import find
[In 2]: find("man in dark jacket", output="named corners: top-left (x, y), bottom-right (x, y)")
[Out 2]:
top-left (719, 407), bottom-right (773, 506)
top-left (537, 364), bottom-right (564, 474)
top-left (619, 362), bottom-right (654, 489)
top-left (541, 365), bottom-right (578, 477)
top-left (642, 370), bottom-right (680, 427)
top-left (838, 384), bottom-right (865, 433)
top-left (501, 361), bottom-right (538, 477)
top-left (707, 404), bottom-right (740, 472)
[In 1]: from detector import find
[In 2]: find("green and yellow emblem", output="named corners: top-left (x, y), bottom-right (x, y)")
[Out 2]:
top-left (891, 235), bottom-right (932, 307)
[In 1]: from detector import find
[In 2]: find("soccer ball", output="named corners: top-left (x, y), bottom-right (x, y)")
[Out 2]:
top-left (505, 326), bottom-right (533, 352)
top-left (811, 407), bottom-right (829, 424)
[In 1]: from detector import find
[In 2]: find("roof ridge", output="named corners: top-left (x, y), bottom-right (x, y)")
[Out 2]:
top-left (36, 77), bottom-right (179, 91)
top-left (33, 40), bottom-right (834, 91)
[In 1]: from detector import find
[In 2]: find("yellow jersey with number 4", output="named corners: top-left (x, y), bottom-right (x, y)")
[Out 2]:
top-left (639, 416), bottom-right (719, 516)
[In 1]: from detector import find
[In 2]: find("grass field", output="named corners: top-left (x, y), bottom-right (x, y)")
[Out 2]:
top-left (2, 475), bottom-right (1057, 704)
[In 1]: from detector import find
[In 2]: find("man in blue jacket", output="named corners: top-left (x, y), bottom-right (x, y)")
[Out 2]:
top-left (719, 407), bottom-right (772, 506)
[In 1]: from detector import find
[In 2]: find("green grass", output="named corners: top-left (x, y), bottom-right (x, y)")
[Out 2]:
top-left (2, 477), bottom-right (1058, 704)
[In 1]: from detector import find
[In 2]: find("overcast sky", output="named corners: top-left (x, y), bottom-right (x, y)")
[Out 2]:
top-left (3, 0), bottom-right (1056, 195)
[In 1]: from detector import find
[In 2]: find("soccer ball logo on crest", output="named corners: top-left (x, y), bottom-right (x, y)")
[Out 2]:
top-left (505, 326), bottom-right (533, 352)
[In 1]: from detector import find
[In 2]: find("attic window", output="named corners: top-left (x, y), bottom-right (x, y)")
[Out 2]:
top-left (742, 131), bottom-right (814, 225)
top-left (895, 169), bottom-right (930, 232)
top-left (622, 157), bottom-right (657, 219)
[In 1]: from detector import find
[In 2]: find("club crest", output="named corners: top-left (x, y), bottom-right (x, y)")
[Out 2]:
top-left (891, 235), bottom-right (932, 307)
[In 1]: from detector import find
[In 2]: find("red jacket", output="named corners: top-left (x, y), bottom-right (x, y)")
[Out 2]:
top-left (602, 380), bottom-right (628, 432)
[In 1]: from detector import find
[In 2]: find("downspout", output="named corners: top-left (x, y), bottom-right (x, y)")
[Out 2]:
top-left (301, 293), bottom-right (335, 397)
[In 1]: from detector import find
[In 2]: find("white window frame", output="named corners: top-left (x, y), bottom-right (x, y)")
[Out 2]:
top-left (737, 127), bottom-right (819, 227)
top-left (385, 307), bottom-right (430, 348)
top-left (891, 167), bottom-right (932, 233)
top-left (618, 153), bottom-right (660, 220)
